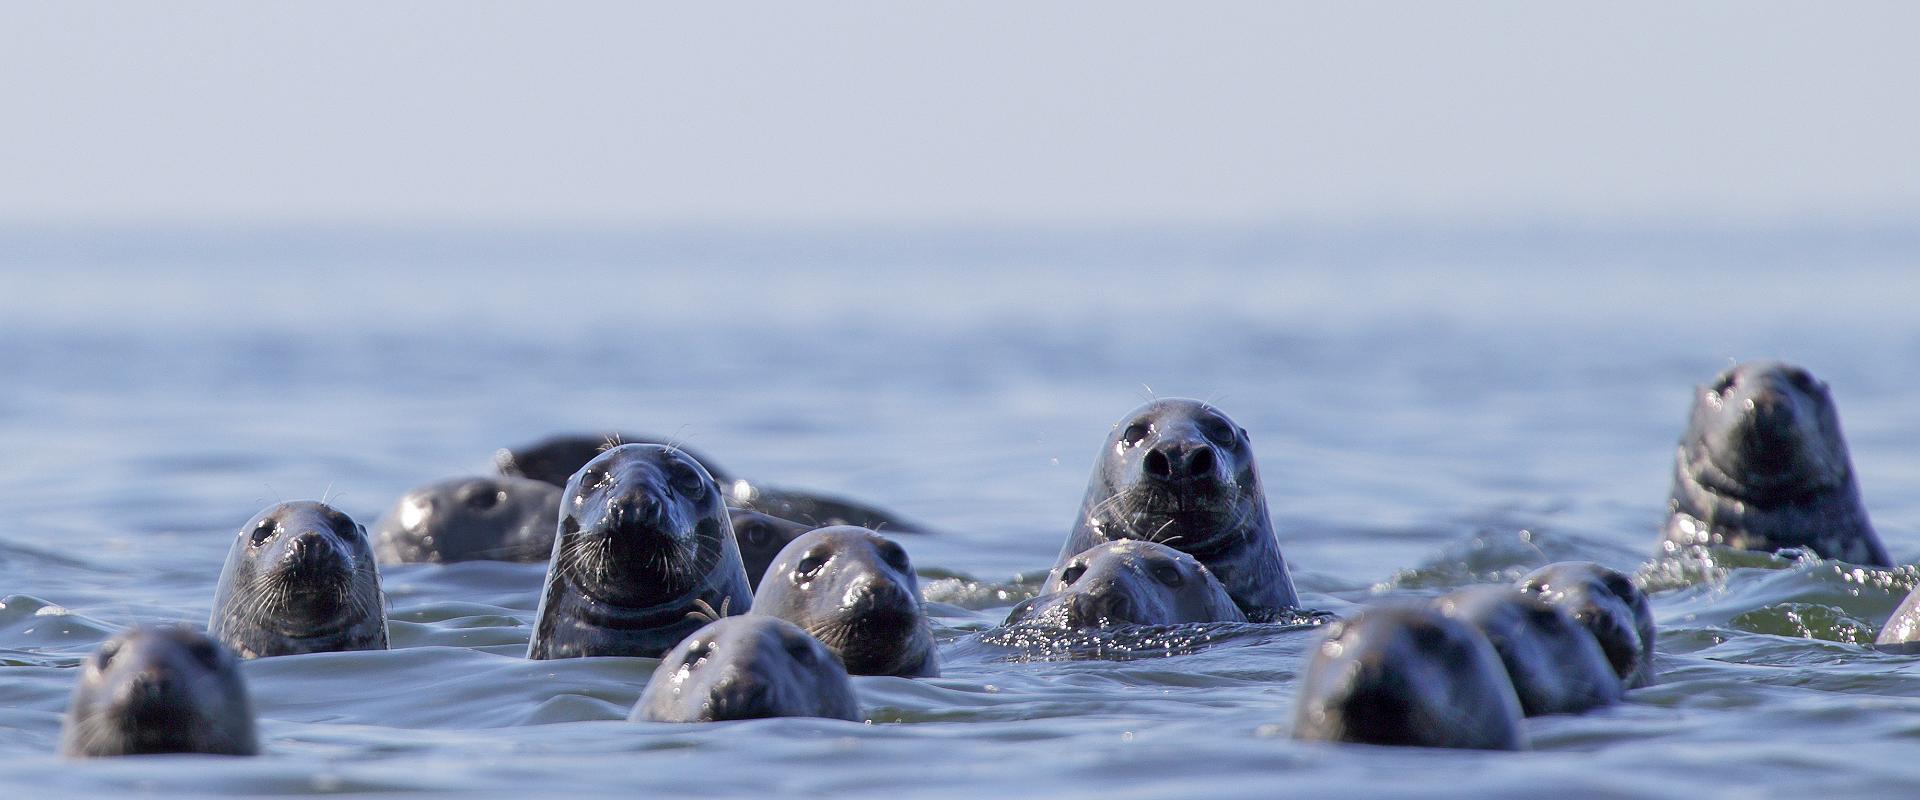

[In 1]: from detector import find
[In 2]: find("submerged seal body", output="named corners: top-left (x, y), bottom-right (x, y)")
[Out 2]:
top-left (730, 509), bottom-right (812, 591)
top-left (1661, 361), bottom-right (1887, 566)
top-left (1434, 585), bottom-right (1621, 716)
top-left (1516, 561), bottom-right (1656, 689)
top-left (632, 615), bottom-right (860, 723)
top-left (371, 475), bottom-right (561, 564)
top-left (1007, 540), bottom-right (1246, 628)
top-left (1293, 602), bottom-right (1525, 750)
top-left (752, 526), bottom-right (938, 677)
top-left (527, 443), bottom-right (754, 659)
top-left (210, 501), bottom-right (389, 658)
top-left (496, 432), bottom-right (929, 533)
top-left (60, 625), bottom-right (258, 757)
top-left (1054, 399), bottom-right (1297, 620)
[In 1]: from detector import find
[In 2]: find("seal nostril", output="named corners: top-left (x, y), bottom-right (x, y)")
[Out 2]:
top-left (1187, 446), bottom-right (1216, 478)
top-left (1143, 448), bottom-right (1172, 479)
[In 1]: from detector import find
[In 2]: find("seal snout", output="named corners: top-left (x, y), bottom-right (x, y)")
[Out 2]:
top-left (1141, 439), bottom-right (1219, 485)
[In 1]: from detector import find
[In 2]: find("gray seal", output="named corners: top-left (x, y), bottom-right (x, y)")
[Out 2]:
top-left (1054, 399), bottom-right (1298, 620)
top-left (527, 443), bottom-right (754, 659)
top-left (751, 526), bottom-right (938, 677)
top-left (210, 501), bottom-right (389, 658)
top-left (730, 509), bottom-right (811, 591)
top-left (1660, 361), bottom-right (1888, 566)
top-left (631, 615), bottom-right (860, 722)
top-left (1293, 602), bottom-right (1525, 750)
top-left (60, 625), bottom-right (258, 757)
top-left (496, 432), bottom-right (929, 533)
top-left (1007, 539), bottom-right (1247, 628)
top-left (1433, 585), bottom-right (1622, 716)
top-left (1516, 561), bottom-right (1656, 689)
top-left (371, 475), bottom-right (561, 564)
top-left (1875, 591), bottom-right (1920, 653)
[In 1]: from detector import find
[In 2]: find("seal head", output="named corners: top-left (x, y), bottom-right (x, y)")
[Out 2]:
top-left (729, 509), bottom-right (812, 591)
top-left (1516, 561), bottom-right (1656, 689)
top-left (60, 625), bottom-right (258, 757)
top-left (527, 443), bottom-right (754, 659)
top-left (1434, 585), bottom-right (1622, 716)
top-left (1662, 361), bottom-right (1887, 566)
top-left (632, 615), bottom-right (860, 723)
top-left (1008, 540), bottom-right (1246, 628)
top-left (1293, 602), bottom-right (1525, 750)
top-left (371, 475), bottom-right (561, 564)
top-left (1055, 399), bottom-right (1297, 619)
top-left (752, 526), bottom-right (938, 677)
top-left (210, 501), bottom-right (388, 658)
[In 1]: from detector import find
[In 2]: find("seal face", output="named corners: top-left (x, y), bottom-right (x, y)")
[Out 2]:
top-left (210, 501), bottom-right (389, 658)
top-left (729, 509), bottom-right (812, 591)
top-left (1434, 585), bottom-right (1622, 716)
top-left (1661, 361), bottom-right (1887, 566)
top-left (751, 526), bottom-right (938, 677)
top-left (1516, 562), bottom-right (1656, 689)
top-left (1007, 540), bottom-right (1247, 628)
top-left (1055, 399), bottom-right (1298, 620)
top-left (1293, 602), bottom-right (1525, 751)
top-left (527, 444), bottom-right (754, 660)
top-left (60, 625), bottom-right (258, 757)
top-left (632, 616), bottom-right (860, 723)
top-left (371, 476), bottom-right (562, 564)
top-left (497, 432), bottom-right (929, 533)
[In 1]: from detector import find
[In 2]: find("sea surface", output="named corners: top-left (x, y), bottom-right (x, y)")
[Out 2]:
top-left (1, 226), bottom-right (1917, 798)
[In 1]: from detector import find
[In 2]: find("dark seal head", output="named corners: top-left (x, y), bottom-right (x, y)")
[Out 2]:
top-left (1055, 399), bottom-right (1297, 620)
top-left (729, 509), bottom-right (812, 591)
top-left (1007, 540), bottom-right (1247, 628)
top-left (527, 443), bottom-right (754, 659)
top-left (371, 475), bottom-right (562, 564)
top-left (1293, 602), bottom-right (1525, 751)
top-left (631, 615), bottom-right (860, 723)
top-left (1516, 562), bottom-right (1656, 689)
top-left (751, 526), bottom-right (937, 677)
top-left (210, 501), bottom-right (389, 658)
top-left (60, 625), bottom-right (258, 757)
top-left (1661, 361), bottom-right (1887, 566)
top-left (1433, 585), bottom-right (1622, 716)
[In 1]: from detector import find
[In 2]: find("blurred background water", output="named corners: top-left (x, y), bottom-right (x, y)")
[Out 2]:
top-left (0, 225), bottom-right (1917, 797)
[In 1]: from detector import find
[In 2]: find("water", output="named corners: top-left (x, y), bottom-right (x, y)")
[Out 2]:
top-left (1, 226), bottom-right (1918, 798)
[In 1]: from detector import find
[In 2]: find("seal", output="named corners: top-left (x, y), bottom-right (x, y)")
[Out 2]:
top-left (527, 443), bottom-right (755, 659)
top-left (371, 475), bottom-right (561, 564)
top-left (210, 501), bottom-right (389, 658)
top-left (1875, 590), bottom-right (1920, 653)
top-left (1293, 601), bottom-right (1524, 750)
top-left (1053, 398), bottom-right (1298, 620)
top-left (60, 625), bottom-right (258, 757)
top-left (631, 615), bottom-right (860, 723)
top-left (496, 432), bottom-right (930, 533)
top-left (1660, 361), bottom-right (1889, 566)
top-left (1006, 539), bottom-right (1247, 628)
top-left (751, 526), bottom-right (938, 677)
top-left (730, 509), bottom-right (811, 591)
top-left (1433, 585), bottom-right (1622, 716)
top-left (1516, 561), bottom-right (1656, 689)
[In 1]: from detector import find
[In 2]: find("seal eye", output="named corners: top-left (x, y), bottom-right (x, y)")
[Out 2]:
top-left (464, 489), bottom-right (501, 511)
top-left (1198, 417), bottom-right (1236, 447)
top-left (1149, 562), bottom-right (1185, 588)
top-left (248, 521), bottom-right (276, 548)
top-left (94, 641), bottom-right (121, 670)
top-left (579, 467), bottom-right (607, 489)
top-left (878, 540), bottom-right (911, 573)
top-left (187, 638), bottom-right (222, 670)
top-left (1059, 564), bottom-right (1088, 585)
top-left (795, 554), bottom-right (828, 582)
top-left (1120, 421), bottom-right (1152, 448)
top-left (667, 460), bottom-right (706, 498)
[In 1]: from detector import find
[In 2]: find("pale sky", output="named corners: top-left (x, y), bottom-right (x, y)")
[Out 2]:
top-left (2, 3), bottom-right (1916, 227)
